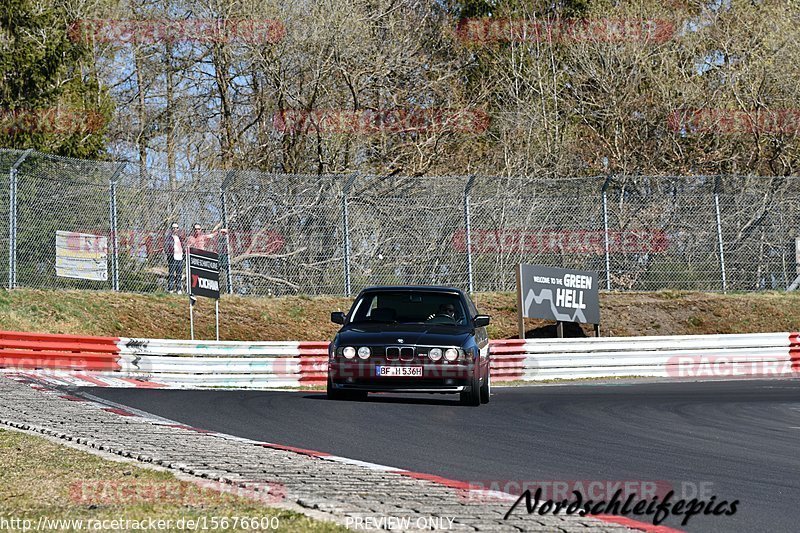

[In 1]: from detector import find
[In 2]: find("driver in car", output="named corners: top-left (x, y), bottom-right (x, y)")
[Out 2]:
top-left (428, 303), bottom-right (458, 321)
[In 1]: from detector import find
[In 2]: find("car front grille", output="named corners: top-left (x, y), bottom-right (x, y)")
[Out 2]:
top-left (386, 346), bottom-right (415, 361)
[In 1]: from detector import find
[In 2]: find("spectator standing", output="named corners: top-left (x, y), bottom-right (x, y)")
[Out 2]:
top-left (164, 222), bottom-right (184, 293)
top-left (186, 222), bottom-right (228, 252)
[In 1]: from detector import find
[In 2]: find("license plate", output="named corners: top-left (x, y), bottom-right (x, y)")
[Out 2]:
top-left (376, 366), bottom-right (422, 377)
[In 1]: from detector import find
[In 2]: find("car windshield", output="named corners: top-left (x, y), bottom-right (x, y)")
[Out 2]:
top-left (348, 291), bottom-right (467, 326)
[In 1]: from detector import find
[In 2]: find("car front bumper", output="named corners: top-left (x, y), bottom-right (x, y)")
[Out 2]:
top-left (329, 361), bottom-right (476, 393)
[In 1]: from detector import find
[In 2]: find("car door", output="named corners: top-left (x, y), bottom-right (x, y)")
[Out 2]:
top-left (465, 295), bottom-right (490, 369)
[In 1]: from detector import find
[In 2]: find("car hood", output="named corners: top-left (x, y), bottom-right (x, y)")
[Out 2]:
top-left (336, 323), bottom-right (472, 347)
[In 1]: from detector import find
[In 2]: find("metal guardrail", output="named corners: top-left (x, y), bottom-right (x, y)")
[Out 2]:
top-left (0, 330), bottom-right (120, 371)
top-left (116, 338), bottom-right (328, 388)
top-left (0, 331), bottom-right (328, 387)
top-left (1, 330), bottom-right (798, 388)
top-left (491, 333), bottom-right (798, 381)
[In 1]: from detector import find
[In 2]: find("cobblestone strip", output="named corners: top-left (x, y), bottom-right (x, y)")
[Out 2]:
top-left (0, 376), bottom-right (638, 532)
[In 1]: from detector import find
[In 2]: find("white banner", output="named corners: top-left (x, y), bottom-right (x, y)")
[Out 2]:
top-left (796, 237), bottom-right (800, 274)
top-left (55, 231), bottom-right (108, 281)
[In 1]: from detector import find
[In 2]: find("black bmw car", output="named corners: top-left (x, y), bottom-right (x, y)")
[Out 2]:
top-left (328, 286), bottom-right (491, 406)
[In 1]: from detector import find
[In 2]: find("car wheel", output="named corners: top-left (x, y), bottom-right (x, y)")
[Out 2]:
top-left (327, 377), bottom-right (367, 401)
top-left (326, 376), bottom-right (347, 400)
top-left (327, 386), bottom-right (344, 400)
top-left (460, 371), bottom-right (481, 406)
top-left (480, 368), bottom-right (491, 404)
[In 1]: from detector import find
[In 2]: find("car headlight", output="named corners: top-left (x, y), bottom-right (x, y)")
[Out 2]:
top-left (428, 348), bottom-right (442, 361)
top-left (358, 346), bottom-right (371, 359)
top-left (343, 346), bottom-right (356, 359)
top-left (444, 348), bottom-right (459, 362)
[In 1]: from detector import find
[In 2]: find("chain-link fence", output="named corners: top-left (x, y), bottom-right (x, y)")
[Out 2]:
top-left (1, 148), bottom-right (799, 296)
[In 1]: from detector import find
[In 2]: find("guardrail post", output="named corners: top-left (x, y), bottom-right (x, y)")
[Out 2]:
top-left (221, 171), bottom-right (234, 294)
top-left (714, 176), bottom-right (727, 292)
top-left (464, 175), bottom-right (476, 293)
top-left (601, 174), bottom-right (613, 290)
top-left (8, 149), bottom-right (32, 289)
top-left (342, 173), bottom-right (357, 296)
top-left (108, 163), bottom-right (126, 291)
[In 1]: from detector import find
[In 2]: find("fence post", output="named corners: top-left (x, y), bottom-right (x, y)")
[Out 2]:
top-left (342, 173), bottom-right (357, 296)
top-left (463, 175), bottom-right (476, 293)
top-left (108, 163), bottom-right (126, 291)
top-left (221, 171), bottom-right (234, 294)
top-left (601, 174), bottom-right (613, 290)
top-left (714, 176), bottom-right (727, 292)
top-left (8, 149), bottom-right (32, 289)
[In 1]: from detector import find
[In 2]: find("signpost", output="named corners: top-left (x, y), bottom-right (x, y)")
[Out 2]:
top-left (186, 247), bottom-right (221, 340)
top-left (516, 264), bottom-right (600, 339)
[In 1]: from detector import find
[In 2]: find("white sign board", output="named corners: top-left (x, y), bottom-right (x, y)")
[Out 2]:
top-left (796, 237), bottom-right (800, 274)
top-left (55, 231), bottom-right (108, 281)
top-left (517, 264), bottom-right (600, 324)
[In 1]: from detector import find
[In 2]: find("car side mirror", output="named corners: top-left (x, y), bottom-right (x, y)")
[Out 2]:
top-left (331, 311), bottom-right (346, 325)
top-left (473, 315), bottom-right (490, 328)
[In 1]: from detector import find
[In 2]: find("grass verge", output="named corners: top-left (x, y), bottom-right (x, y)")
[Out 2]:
top-left (0, 288), bottom-right (798, 341)
top-left (0, 428), bottom-right (344, 532)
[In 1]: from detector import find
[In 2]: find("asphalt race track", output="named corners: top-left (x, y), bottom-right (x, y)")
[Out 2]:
top-left (81, 379), bottom-right (800, 532)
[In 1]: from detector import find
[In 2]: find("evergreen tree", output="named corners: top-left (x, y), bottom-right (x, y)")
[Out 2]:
top-left (0, 0), bottom-right (111, 157)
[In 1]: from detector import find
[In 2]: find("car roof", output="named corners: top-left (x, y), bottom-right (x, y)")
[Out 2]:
top-left (357, 285), bottom-right (467, 297)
